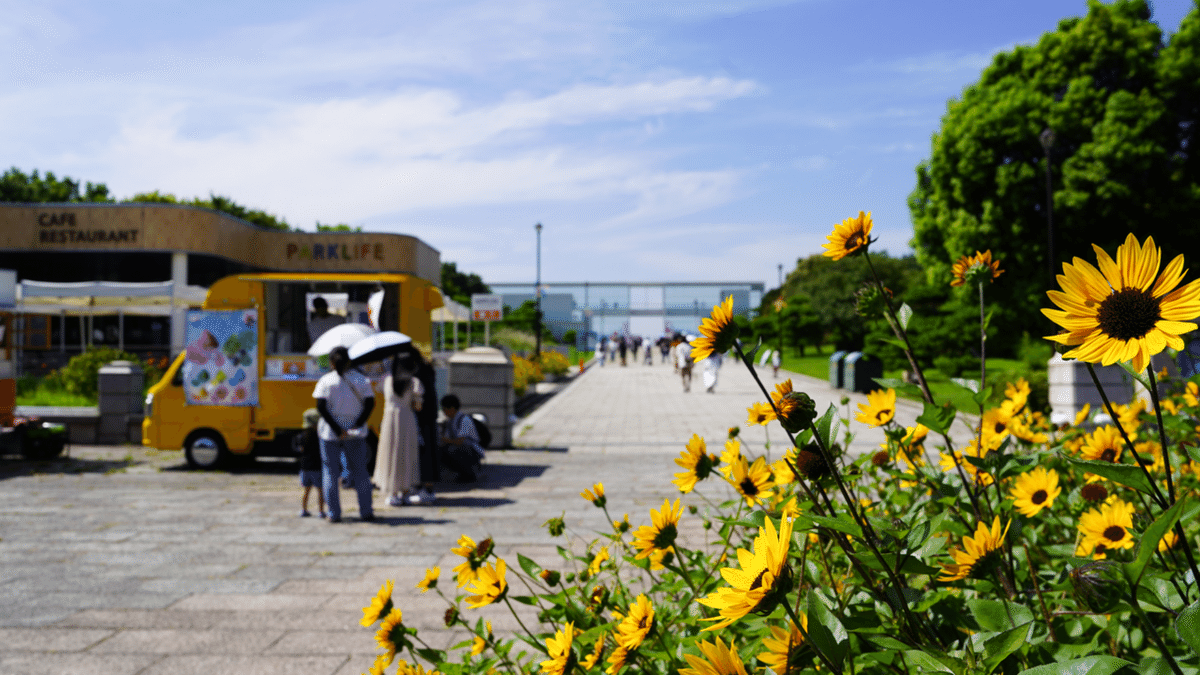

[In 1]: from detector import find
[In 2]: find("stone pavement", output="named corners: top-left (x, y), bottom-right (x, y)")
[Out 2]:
top-left (0, 357), bottom-right (975, 675)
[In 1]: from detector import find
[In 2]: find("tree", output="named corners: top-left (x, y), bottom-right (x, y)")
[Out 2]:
top-left (909, 0), bottom-right (1200, 338)
top-left (1, 167), bottom-right (112, 203)
top-left (441, 262), bottom-right (491, 306)
top-left (126, 190), bottom-right (292, 230)
top-left (315, 222), bottom-right (363, 232)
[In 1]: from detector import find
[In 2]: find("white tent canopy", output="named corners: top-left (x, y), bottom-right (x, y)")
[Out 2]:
top-left (17, 280), bottom-right (208, 316)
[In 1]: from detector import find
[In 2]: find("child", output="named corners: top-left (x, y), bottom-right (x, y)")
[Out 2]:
top-left (295, 408), bottom-right (327, 518)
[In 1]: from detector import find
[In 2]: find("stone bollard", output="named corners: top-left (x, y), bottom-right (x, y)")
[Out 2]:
top-left (448, 347), bottom-right (514, 449)
top-left (97, 360), bottom-right (144, 444)
top-left (1047, 354), bottom-right (1133, 427)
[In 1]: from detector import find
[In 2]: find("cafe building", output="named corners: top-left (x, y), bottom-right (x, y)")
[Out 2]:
top-left (0, 203), bottom-right (441, 372)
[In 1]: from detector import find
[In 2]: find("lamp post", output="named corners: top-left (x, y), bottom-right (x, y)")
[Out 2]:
top-left (1040, 127), bottom-right (1056, 281)
top-left (778, 263), bottom-right (783, 288)
top-left (534, 222), bottom-right (543, 358)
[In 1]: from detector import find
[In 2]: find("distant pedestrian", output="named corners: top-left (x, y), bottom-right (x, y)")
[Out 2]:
top-left (703, 351), bottom-right (723, 393)
top-left (596, 337), bottom-right (607, 367)
top-left (374, 349), bottom-right (425, 507)
top-left (644, 338), bottom-right (653, 365)
top-left (618, 335), bottom-right (628, 366)
top-left (659, 337), bottom-right (670, 364)
top-left (772, 349), bottom-right (782, 378)
top-left (677, 337), bottom-right (694, 392)
top-left (294, 408), bottom-right (326, 518)
top-left (313, 346), bottom-right (376, 523)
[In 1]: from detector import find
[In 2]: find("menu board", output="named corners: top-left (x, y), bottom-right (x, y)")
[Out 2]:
top-left (183, 310), bottom-right (259, 406)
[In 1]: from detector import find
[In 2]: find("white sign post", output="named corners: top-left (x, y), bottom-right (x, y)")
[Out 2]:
top-left (471, 294), bottom-right (503, 346)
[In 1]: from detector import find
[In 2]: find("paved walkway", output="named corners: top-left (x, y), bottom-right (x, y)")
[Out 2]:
top-left (0, 358), bottom-right (974, 675)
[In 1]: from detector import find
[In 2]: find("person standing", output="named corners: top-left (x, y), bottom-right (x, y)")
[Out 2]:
top-left (596, 336), bottom-right (607, 367)
top-left (412, 347), bottom-right (440, 505)
top-left (618, 334), bottom-right (628, 366)
top-left (373, 350), bottom-right (424, 507)
top-left (306, 296), bottom-right (344, 345)
top-left (677, 337), bottom-right (694, 392)
top-left (703, 350), bottom-right (723, 393)
top-left (313, 346), bottom-right (375, 523)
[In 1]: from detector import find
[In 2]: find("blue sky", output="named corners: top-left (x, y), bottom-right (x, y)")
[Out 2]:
top-left (3, 0), bottom-right (1194, 288)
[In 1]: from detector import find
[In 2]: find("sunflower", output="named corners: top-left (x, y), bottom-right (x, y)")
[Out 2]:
top-left (581, 633), bottom-right (606, 670)
top-left (1005, 378), bottom-right (1030, 413)
top-left (613, 594), bottom-right (655, 650)
top-left (951, 249), bottom-right (1005, 287)
top-left (771, 456), bottom-right (796, 485)
top-left (770, 379), bottom-right (818, 433)
top-left (747, 402), bottom-right (775, 426)
top-left (631, 499), bottom-right (682, 561)
top-left (374, 608), bottom-right (406, 664)
top-left (415, 567), bottom-right (439, 593)
top-left (938, 438), bottom-right (995, 486)
top-left (691, 296), bottom-right (739, 362)
top-left (361, 579), bottom-right (394, 627)
top-left (451, 534), bottom-right (490, 587)
top-left (1009, 411), bottom-right (1049, 444)
top-left (1133, 441), bottom-right (1164, 472)
top-left (938, 516), bottom-right (1010, 581)
top-left (367, 654), bottom-right (391, 675)
top-left (464, 558), bottom-right (508, 609)
top-left (719, 439), bottom-right (742, 477)
top-left (758, 618), bottom-right (808, 675)
top-left (581, 482), bottom-right (606, 507)
top-left (674, 435), bottom-right (719, 493)
top-left (698, 516), bottom-right (794, 630)
top-left (979, 405), bottom-right (1013, 445)
top-left (679, 637), bottom-right (750, 675)
top-left (854, 389), bottom-right (896, 427)
top-left (1077, 498), bottom-right (1135, 559)
top-left (605, 645), bottom-right (629, 675)
top-left (822, 211), bottom-right (874, 261)
top-left (1159, 530), bottom-right (1180, 553)
top-left (1009, 466), bottom-right (1061, 517)
top-left (1186, 382), bottom-right (1200, 407)
top-left (730, 456), bottom-right (776, 506)
top-left (613, 514), bottom-right (631, 533)
top-left (471, 636), bottom-right (487, 657)
top-left (1079, 425), bottom-right (1125, 463)
top-left (395, 662), bottom-right (440, 675)
top-left (539, 621), bottom-right (576, 675)
top-left (1043, 233), bottom-right (1200, 374)
top-left (588, 546), bottom-right (610, 577)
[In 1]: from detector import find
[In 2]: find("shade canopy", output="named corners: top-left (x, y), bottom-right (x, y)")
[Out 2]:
top-left (307, 323), bottom-right (377, 357)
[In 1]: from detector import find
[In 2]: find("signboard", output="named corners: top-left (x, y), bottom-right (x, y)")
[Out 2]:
top-left (183, 310), bottom-right (259, 406)
top-left (471, 294), bottom-right (503, 322)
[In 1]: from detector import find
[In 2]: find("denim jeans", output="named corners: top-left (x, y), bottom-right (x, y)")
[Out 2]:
top-left (319, 436), bottom-right (373, 520)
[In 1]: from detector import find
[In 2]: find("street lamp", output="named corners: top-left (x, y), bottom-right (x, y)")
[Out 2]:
top-left (534, 222), bottom-right (543, 358)
top-left (1040, 127), bottom-right (1056, 281)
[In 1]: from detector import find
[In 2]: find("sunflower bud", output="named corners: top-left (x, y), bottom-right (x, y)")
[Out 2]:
top-left (793, 445), bottom-right (830, 480)
top-left (871, 450), bottom-right (891, 467)
top-left (544, 516), bottom-right (565, 537)
top-left (476, 538), bottom-right (494, 559)
top-left (540, 570), bottom-right (561, 586)
top-left (855, 284), bottom-right (892, 320)
top-left (727, 426), bottom-right (740, 440)
top-left (444, 607), bottom-right (460, 627)
top-left (778, 391), bottom-right (818, 434)
top-left (1080, 483), bottom-right (1108, 502)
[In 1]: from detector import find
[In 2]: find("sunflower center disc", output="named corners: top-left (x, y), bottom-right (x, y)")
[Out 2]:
top-left (1097, 288), bottom-right (1161, 341)
top-left (1032, 490), bottom-right (1047, 505)
top-left (740, 478), bottom-right (759, 496)
top-left (994, 422), bottom-right (1006, 434)
top-left (1101, 448), bottom-right (1117, 462)
top-left (1103, 525), bottom-right (1126, 542)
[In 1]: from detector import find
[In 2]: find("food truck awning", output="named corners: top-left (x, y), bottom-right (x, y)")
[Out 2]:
top-left (431, 297), bottom-right (469, 323)
top-left (17, 280), bottom-right (209, 316)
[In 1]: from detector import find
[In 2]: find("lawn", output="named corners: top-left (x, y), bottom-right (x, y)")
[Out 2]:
top-left (770, 343), bottom-right (1036, 415)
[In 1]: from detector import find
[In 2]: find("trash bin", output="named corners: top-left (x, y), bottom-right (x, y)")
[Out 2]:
top-left (844, 352), bottom-right (883, 393)
top-left (829, 351), bottom-right (847, 389)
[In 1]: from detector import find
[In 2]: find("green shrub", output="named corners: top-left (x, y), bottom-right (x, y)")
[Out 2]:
top-left (561, 330), bottom-right (577, 345)
top-left (57, 347), bottom-right (139, 400)
top-left (535, 351), bottom-right (571, 377)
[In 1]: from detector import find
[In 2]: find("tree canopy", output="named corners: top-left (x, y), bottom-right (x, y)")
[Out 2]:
top-left (441, 262), bottom-right (491, 306)
top-left (909, 0), bottom-right (1200, 336)
top-left (1, 167), bottom-right (112, 203)
top-left (127, 191), bottom-right (292, 231)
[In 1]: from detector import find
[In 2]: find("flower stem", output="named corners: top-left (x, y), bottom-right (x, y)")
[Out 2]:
top-left (1022, 545), bottom-right (1057, 642)
top-left (785, 597), bottom-right (843, 675)
top-left (502, 596), bottom-right (544, 652)
top-left (1128, 589), bottom-right (1185, 675)
top-left (1145, 367), bottom-right (1200, 598)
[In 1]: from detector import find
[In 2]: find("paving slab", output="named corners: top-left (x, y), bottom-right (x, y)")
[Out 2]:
top-left (0, 358), bottom-right (974, 671)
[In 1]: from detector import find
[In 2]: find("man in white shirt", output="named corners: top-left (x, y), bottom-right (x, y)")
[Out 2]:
top-left (676, 337), bottom-right (694, 392)
top-left (313, 346), bottom-right (375, 522)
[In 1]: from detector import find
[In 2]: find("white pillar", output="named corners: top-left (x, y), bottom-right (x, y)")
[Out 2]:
top-left (118, 309), bottom-right (124, 352)
top-left (170, 252), bottom-right (187, 356)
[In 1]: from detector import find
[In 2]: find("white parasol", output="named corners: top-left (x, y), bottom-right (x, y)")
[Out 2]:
top-left (307, 323), bottom-right (378, 357)
top-left (349, 331), bottom-right (414, 365)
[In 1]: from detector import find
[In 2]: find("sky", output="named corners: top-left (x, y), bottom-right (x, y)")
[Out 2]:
top-left (3, 0), bottom-right (1195, 289)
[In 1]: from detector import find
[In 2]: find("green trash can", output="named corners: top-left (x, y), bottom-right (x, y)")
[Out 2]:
top-left (829, 351), bottom-right (847, 389)
top-left (844, 352), bottom-right (883, 393)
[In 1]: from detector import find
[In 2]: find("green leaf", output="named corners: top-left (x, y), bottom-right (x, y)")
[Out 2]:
top-left (1061, 455), bottom-right (1154, 495)
top-left (982, 307), bottom-right (995, 332)
top-left (517, 553), bottom-right (540, 577)
top-left (982, 623), bottom-right (1034, 672)
top-left (898, 302), bottom-right (913, 331)
top-left (873, 377), bottom-right (923, 399)
top-left (1184, 443), bottom-right (1200, 465)
top-left (966, 598), bottom-right (1034, 632)
top-left (806, 591), bottom-right (849, 667)
top-left (917, 400), bottom-right (957, 434)
top-left (1117, 361), bottom-right (1152, 393)
top-left (903, 650), bottom-right (966, 675)
top-left (740, 336), bottom-right (763, 366)
top-left (509, 595), bottom-right (537, 605)
top-left (814, 403), bottom-right (838, 453)
top-left (859, 633), bottom-right (911, 651)
top-left (416, 648), bottom-right (445, 662)
top-left (1016, 655), bottom-right (1134, 675)
top-left (1177, 600), bottom-right (1200, 656)
top-left (1124, 496), bottom-right (1190, 585)
top-left (807, 513), bottom-right (864, 539)
top-left (950, 377), bottom-right (979, 394)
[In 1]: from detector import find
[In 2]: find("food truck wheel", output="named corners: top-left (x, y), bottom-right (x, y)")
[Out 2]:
top-left (184, 431), bottom-right (228, 470)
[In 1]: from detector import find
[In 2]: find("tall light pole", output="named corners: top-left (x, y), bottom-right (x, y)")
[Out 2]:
top-left (1040, 127), bottom-right (1056, 281)
top-left (778, 263), bottom-right (783, 288)
top-left (534, 222), bottom-right (543, 358)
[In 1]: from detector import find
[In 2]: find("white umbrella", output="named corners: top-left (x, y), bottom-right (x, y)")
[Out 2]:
top-left (307, 323), bottom-right (377, 357)
top-left (349, 331), bottom-right (413, 365)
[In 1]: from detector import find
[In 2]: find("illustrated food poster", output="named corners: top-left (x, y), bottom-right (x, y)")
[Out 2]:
top-left (183, 310), bottom-right (259, 406)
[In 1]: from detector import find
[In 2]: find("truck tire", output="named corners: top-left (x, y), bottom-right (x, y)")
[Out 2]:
top-left (184, 430), bottom-right (228, 470)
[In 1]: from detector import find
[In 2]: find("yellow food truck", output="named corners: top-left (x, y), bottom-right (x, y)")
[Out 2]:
top-left (142, 272), bottom-right (443, 468)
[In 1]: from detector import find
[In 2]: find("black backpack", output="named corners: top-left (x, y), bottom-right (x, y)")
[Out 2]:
top-left (470, 414), bottom-right (492, 449)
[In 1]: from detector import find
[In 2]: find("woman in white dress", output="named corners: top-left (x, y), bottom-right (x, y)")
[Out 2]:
top-left (374, 350), bottom-right (424, 507)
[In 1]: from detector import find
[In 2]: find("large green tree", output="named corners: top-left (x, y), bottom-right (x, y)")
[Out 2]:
top-left (440, 261), bottom-right (490, 305)
top-left (909, 0), bottom-right (1200, 337)
top-left (1, 167), bottom-right (112, 202)
top-left (127, 191), bottom-right (292, 231)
